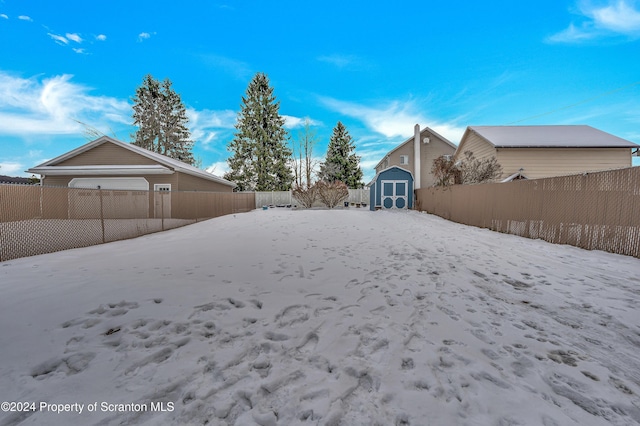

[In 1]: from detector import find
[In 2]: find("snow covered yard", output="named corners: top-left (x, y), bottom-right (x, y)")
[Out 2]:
top-left (0, 208), bottom-right (639, 426)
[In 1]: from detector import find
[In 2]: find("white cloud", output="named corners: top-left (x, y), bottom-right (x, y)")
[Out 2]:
top-left (18, 15), bottom-right (32, 22)
top-left (138, 32), bottom-right (154, 42)
top-left (205, 161), bottom-right (230, 176)
top-left (0, 162), bottom-right (24, 175)
top-left (282, 115), bottom-right (321, 129)
top-left (96, 34), bottom-right (107, 41)
top-left (186, 108), bottom-right (237, 146)
top-left (1, 14), bottom-right (8, 19)
top-left (319, 96), bottom-right (464, 143)
top-left (72, 48), bottom-right (86, 55)
top-left (48, 33), bottom-right (68, 45)
top-left (0, 72), bottom-right (131, 136)
top-left (549, 0), bottom-right (640, 42)
top-left (66, 33), bottom-right (82, 43)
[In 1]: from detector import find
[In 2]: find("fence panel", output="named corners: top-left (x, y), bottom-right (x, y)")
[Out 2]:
top-left (415, 167), bottom-right (640, 258)
top-left (0, 185), bottom-right (257, 262)
top-left (255, 189), bottom-right (370, 208)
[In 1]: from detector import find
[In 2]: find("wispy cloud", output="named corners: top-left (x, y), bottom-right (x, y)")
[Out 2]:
top-left (319, 96), bottom-right (464, 143)
top-left (96, 34), bottom-right (107, 41)
top-left (0, 72), bottom-right (131, 136)
top-left (282, 115), bottom-right (322, 129)
top-left (66, 33), bottom-right (82, 43)
top-left (317, 54), bottom-right (363, 69)
top-left (18, 15), bottom-right (32, 22)
top-left (1, 14), bottom-right (8, 19)
top-left (548, 0), bottom-right (640, 42)
top-left (48, 33), bottom-right (69, 45)
top-left (47, 31), bottom-right (88, 54)
top-left (197, 53), bottom-right (253, 80)
top-left (186, 108), bottom-right (237, 146)
top-left (138, 32), bottom-right (155, 42)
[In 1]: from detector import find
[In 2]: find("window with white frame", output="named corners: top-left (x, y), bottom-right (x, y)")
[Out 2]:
top-left (400, 155), bottom-right (409, 165)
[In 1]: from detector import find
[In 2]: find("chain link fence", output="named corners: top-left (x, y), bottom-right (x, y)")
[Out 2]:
top-left (415, 167), bottom-right (640, 258)
top-left (0, 185), bottom-right (255, 262)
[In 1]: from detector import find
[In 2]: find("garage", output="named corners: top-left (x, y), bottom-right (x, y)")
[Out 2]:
top-left (369, 166), bottom-right (414, 210)
top-left (68, 178), bottom-right (150, 219)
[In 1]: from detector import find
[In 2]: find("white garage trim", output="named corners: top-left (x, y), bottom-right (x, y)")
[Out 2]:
top-left (69, 177), bottom-right (150, 191)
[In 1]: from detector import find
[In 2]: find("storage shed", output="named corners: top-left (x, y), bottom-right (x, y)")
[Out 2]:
top-left (369, 166), bottom-right (414, 210)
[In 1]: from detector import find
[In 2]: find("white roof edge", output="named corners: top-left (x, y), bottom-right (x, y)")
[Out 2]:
top-left (26, 165), bottom-right (175, 176)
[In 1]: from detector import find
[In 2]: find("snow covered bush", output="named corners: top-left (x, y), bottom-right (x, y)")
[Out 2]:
top-left (315, 180), bottom-right (349, 208)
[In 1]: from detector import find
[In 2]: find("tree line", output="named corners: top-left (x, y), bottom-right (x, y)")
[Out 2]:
top-left (131, 72), bottom-right (364, 192)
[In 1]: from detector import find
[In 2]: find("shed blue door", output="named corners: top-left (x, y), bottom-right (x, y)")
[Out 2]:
top-left (382, 180), bottom-right (408, 209)
top-left (370, 166), bottom-right (414, 210)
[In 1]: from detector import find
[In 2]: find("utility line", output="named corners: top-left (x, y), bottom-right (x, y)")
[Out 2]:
top-left (506, 80), bottom-right (640, 124)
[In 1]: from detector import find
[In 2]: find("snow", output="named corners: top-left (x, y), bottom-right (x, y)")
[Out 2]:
top-left (1, 208), bottom-right (639, 426)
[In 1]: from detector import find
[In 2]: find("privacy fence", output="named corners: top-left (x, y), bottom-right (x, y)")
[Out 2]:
top-left (415, 167), bottom-right (640, 258)
top-left (0, 185), bottom-right (255, 262)
top-left (255, 188), bottom-right (370, 208)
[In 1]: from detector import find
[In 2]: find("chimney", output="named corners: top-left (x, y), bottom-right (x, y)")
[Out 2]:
top-left (414, 124), bottom-right (421, 190)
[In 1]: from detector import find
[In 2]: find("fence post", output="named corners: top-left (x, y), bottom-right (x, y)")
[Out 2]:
top-left (98, 185), bottom-right (105, 243)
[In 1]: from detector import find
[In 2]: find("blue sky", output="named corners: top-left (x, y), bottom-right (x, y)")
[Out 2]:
top-left (1, 0), bottom-right (639, 182)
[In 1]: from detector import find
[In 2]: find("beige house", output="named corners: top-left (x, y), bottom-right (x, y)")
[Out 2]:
top-left (455, 125), bottom-right (639, 181)
top-left (374, 125), bottom-right (457, 189)
top-left (27, 136), bottom-right (235, 218)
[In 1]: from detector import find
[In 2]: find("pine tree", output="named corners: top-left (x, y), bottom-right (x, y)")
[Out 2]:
top-left (225, 73), bottom-right (293, 191)
top-left (131, 75), bottom-right (194, 165)
top-left (319, 121), bottom-right (364, 189)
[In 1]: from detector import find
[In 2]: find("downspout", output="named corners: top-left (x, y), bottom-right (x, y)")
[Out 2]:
top-left (414, 124), bottom-right (421, 190)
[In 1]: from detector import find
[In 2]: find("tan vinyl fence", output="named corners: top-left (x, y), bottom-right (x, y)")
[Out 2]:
top-left (414, 167), bottom-right (640, 258)
top-left (0, 185), bottom-right (255, 262)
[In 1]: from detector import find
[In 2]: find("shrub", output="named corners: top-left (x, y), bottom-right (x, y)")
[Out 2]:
top-left (292, 184), bottom-right (317, 208)
top-left (431, 151), bottom-right (502, 186)
top-left (458, 151), bottom-right (502, 184)
top-left (315, 180), bottom-right (349, 208)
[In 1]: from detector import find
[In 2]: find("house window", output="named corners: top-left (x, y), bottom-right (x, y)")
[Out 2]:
top-left (400, 155), bottom-right (409, 165)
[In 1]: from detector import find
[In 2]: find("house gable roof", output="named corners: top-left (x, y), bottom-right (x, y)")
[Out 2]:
top-left (465, 125), bottom-right (639, 149)
top-left (27, 136), bottom-right (235, 188)
top-left (374, 127), bottom-right (457, 170)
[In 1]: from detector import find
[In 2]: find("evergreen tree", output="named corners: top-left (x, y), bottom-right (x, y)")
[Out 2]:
top-left (319, 121), bottom-right (364, 188)
top-left (131, 74), bottom-right (194, 165)
top-left (225, 72), bottom-right (293, 191)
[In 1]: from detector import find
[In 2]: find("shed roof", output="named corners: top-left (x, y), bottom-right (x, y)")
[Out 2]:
top-left (27, 136), bottom-right (235, 188)
top-left (467, 125), bottom-right (639, 148)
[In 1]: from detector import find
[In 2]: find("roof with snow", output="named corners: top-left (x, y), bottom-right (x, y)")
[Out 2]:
top-left (466, 125), bottom-right (639, 148)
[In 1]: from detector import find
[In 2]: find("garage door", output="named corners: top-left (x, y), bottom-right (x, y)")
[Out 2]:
top-left (68, 178), bottom-right (149, 219)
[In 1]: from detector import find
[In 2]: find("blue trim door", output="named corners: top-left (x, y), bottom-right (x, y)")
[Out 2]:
top-left (381, 180), bottom-right (408, 209)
